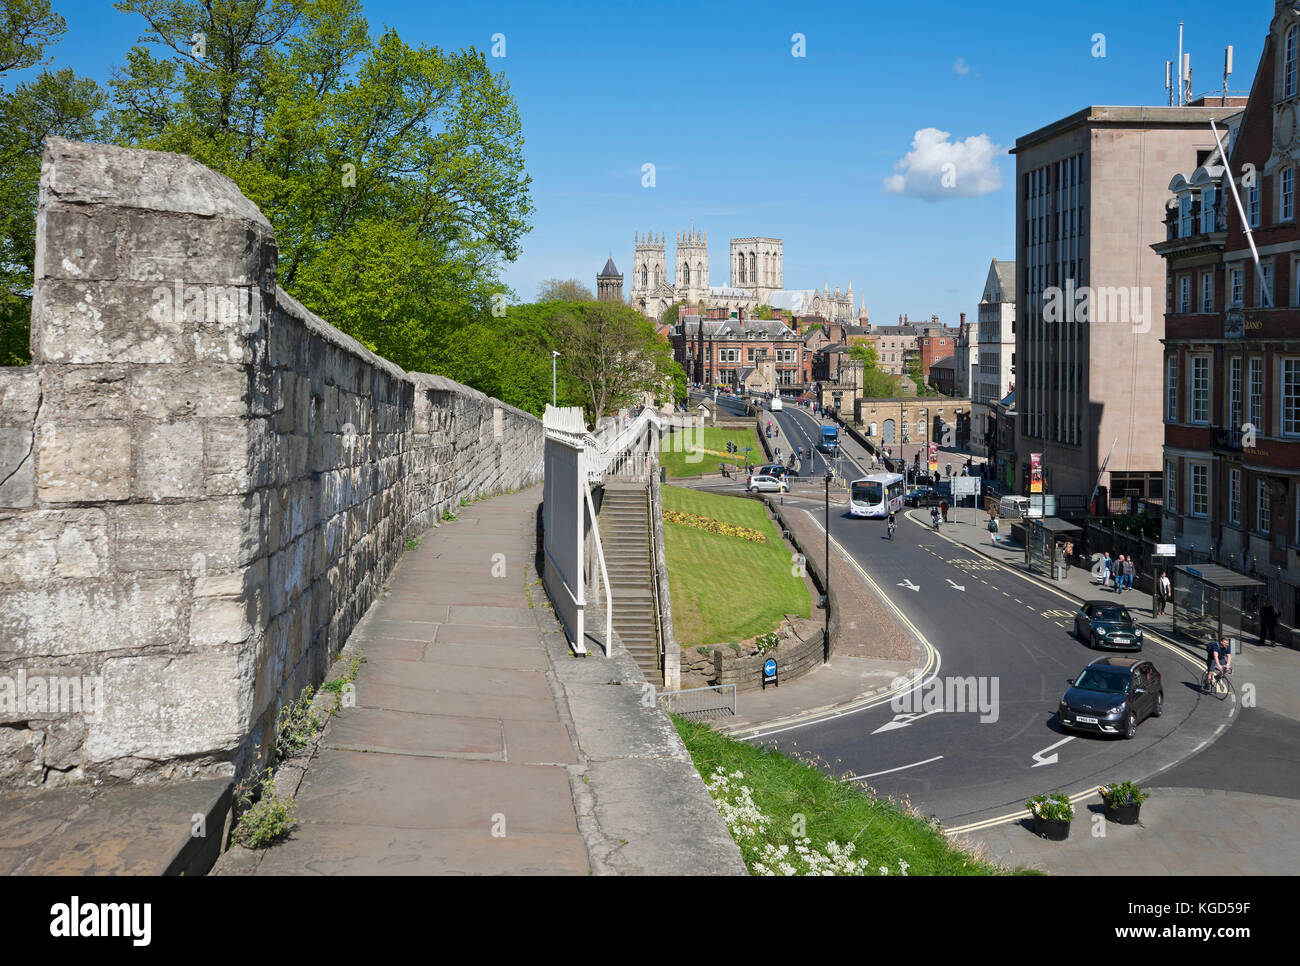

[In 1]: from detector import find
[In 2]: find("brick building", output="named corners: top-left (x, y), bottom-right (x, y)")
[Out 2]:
top-left (1154, 0), bottom-right (1300, 628)
top-left (672, 311), bottom-right (809, 387)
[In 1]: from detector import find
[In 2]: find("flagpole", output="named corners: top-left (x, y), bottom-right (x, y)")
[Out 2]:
top-left (1090, 435), bottom-right (1119, 515)
top-left (1210, 118), bottom-right (1272, 304)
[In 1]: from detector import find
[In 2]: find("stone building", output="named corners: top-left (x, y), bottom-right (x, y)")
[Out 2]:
top-left (973, 258), bottom-right (1016, 457)
top-left (596, 256), bottom-right (623, 303)
top-left (672, 312), bottom-right (808, 387)
top-left (730, 236), bottom-right (784, 303)
top-left (1013, 100), bottom-right (1243, 501)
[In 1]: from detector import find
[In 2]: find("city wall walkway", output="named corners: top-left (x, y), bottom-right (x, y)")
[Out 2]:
top-left (215, 485), bottom-right (744, 875)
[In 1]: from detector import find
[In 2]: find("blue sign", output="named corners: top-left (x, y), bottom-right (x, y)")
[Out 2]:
top-left (764, 659), bottom-right (776, 676)
top-left (762, 658), bottom-right (778, 689)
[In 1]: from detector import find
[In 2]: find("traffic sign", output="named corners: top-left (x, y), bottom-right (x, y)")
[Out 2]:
top-left (1155, 543), bottom-right (1176, 556)
top-left (762, 658), bottom-right (778, 689)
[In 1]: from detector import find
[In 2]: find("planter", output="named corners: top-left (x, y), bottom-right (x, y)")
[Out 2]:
top-left (1033, 816), bottom-right (1071, 841)
top-left (1104, 800), bottom-right (1142, 825)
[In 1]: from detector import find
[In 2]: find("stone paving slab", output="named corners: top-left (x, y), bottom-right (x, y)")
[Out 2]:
top-left (423, 641), bottom-right (550, 671)
top-left (321, 708), bottom-right (503, 759)
top-left (291, 751), bottom-right (579, 835)
top-left (0, 778), bottom-right (230, 876)
top-left (355, 681), bottom-right (560, 721)
top-left (253, 824), bottom-right (590, 876)
top-left (356, 660), bottom-right (553, 702)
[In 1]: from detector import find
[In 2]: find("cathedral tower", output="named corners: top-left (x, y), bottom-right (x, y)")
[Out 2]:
top-left (675, 227), bottom-right (708, 305)
top-left (631, 232), bottom-right (668, 317)
top-left (596, 256), bottom-right (623, 303)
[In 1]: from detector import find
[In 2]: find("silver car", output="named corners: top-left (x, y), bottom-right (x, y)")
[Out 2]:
top-left (748, 473), bottom-right (789, 493)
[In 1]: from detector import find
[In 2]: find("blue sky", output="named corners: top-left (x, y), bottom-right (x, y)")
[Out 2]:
top-left (34, 0), bottom-right (1269, 325)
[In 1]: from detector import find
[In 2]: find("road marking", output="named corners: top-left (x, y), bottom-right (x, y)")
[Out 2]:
top-left (849, 756), bottom-right (944, 782)
top-left (898, 578), bottom-right (920, 591)
top-left (944, 786), bottom-right (1100, 835)
top-left (1031, 736), bottom-right (1074, 767)
top-left (871, 707), bottom-right (945, 734)
top-left (946, 578), bottom-right (965, 592)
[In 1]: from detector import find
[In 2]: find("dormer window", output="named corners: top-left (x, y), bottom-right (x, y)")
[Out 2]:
top-left (1201, 186), bottom-right (1217, 232)
top-left (1179, 192), bottom-right (1194, 236)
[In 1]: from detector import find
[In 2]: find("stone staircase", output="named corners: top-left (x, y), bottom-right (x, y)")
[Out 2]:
top-left (599, 483), bottom-right (662, 684)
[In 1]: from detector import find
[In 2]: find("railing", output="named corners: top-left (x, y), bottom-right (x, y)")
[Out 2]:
top-left (657, 684), bottom-right (738, 721)
top-left (585, 407), bottom-right (661, 484)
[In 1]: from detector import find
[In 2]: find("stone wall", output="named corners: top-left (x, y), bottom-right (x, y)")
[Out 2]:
top-left (0, 138), bottom-right (542, 789)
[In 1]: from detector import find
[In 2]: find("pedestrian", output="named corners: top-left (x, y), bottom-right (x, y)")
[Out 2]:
top-left (1260, 599), bottom-right (1279, 647)
top-left (940, 499), bottom-right (949, 523)
top-left (1122, 555), bottom-right (1134, 592)
top-left (988, 512), bottom-right (1000, 545)
top-left (1102, 552), bottom-right (1113, 588)
top-left (1157, 571), bottom-right (1171, 617)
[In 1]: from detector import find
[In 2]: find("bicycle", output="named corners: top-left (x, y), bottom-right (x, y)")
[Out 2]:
top-left (1201, 664), bottom-right (1231, 699)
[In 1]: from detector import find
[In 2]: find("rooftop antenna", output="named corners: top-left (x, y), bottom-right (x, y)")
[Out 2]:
top-left (1178, 21), bottom-right (1184, 106)
top-left (1184, 52), bottom-right (1193, 105)
top-left (1224, 45), bottom-right (1234, 105)
top-left (1166, 59), bottom-right (1174, 106)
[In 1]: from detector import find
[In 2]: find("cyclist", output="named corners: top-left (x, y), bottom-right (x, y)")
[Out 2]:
top-left (930, 504), bottom-right (941, 529)
top-left (887, 508), bottom-right (897, 539)
top-left (1203, 636), bottom-right (1229, 692)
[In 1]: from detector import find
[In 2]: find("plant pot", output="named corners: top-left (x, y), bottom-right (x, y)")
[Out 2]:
top-left (1033, 816), bottom-right (1071, 841)
top-left (1104, 800), bottom-right (1142, 825)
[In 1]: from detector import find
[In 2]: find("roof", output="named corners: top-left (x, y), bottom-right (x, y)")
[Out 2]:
top-left (599, 257), bottom-right (620, 277)
top-left (1174, 564), bottom-right (1265, 589)
top-left (1014, 105), bottom-right (1245, 154)
top-left (929, 355), bottom-right (956, 370)
top-left (1026, 517), bottom-right (1081, 534)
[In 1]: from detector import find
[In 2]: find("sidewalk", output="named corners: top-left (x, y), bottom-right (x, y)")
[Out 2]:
top-left (214, 487), bottom-right (745, 876)
top-left (930, 510), bottom-right (1300, 874)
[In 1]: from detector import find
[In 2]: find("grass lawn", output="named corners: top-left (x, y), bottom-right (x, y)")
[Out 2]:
top-left (660, 426), bottom-right (762, 478)
top-left (662, 486), bottom-right (809, 647)
top-left (673, 715), bottom-right (1032, 875)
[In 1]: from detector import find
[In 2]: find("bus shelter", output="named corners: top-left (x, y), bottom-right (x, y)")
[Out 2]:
top-left (1172, 564), bottom-right (1264, 653)
top-left (1025, 517), bottom-right (1081, 581)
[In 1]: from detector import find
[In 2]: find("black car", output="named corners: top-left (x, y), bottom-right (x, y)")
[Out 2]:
top-left (904, 486), bottom-right (941, 507)
top-left (1074, 600), bottom-right (1143, 650)
top-left (1058, 656), bottom-right (1163, 739)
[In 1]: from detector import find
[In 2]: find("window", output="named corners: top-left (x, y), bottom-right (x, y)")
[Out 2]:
top-left (1166, 356), bottom-right (1178, 421)
top-left (1201, 187), bottom-right (1216, 232)
top-left (747, 348), bottom-right (754, 362)
top-left (1247, 182), bottom-right (1260, 228)
top-left (1230, 356), bottom-right (1243, 429)
top-left (1192, 355), bottom-right (1210, 423)
top-left (1180, 275), bottom-right (1191, 312)
top-left (1191, 463), bottom-right (1208, 517)
top-left (1167, 461), bottom-right (1178, 514)
top-left (1249, 357), bottom-right (1264, 429)
top-left (1282, 169), bottom-right (1294, 222)
top-left (1260, 262), bottom-right (1275, 307)
top-left (1284, 358), bottom-right (1300, 436)
top-left (1288, 25), bottom-right (1299, 98)
top-left (1230, 267), bottom-right (1244, 306)
top-left (1258, 479), bottom-right (1271, 534)
top-left (1202, 272), bottom-right (1214, 313)
top-left (1230, 468), bottom-right (1241, 524)
top-left (1179, 193), bottom-right (1193, 236)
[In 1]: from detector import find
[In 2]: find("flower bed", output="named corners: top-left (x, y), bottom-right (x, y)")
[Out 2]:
top-left (664, 509), bottom-right (767, 543)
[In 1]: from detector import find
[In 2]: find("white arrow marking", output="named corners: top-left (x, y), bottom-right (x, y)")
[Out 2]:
top-left (848, 755), bottom-right (944, 782)
top-left (1031, 736), bottom-right (1075, 767)
top-left (871, 707), bottom-right (944, 734)
top-left (898, 579), bottom-right (920, 592)
top-left (946, 578), bottom-right (965, 591)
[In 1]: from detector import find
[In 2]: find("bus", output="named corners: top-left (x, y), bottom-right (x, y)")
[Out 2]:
top-left (849, 472), bottom-right (905, 518)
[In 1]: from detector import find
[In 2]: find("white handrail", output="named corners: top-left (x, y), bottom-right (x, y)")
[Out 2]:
top-left (584, 481), bottom-right (613, 655)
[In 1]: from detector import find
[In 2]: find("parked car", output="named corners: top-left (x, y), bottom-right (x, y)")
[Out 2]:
top-left (1074, 601), bottom-right (1143, 650)
top-left (748, 473), bottom-right (789, 494)
top-left (1058, 656), bottom-right (1163, 739)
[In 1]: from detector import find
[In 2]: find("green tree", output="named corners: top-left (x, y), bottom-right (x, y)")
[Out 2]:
top-left (907, 355), bottom-right (938, 396)
top-left (556, 301), bottom-right (684, 424)
top-left (0, 0), bottom-right (107, 365)
top-left (110, 0), bottom-right (533, 359)
top-left (537, 278), bottom-right (593, 302)
top-left (848, 342), bottom-right (900, 397)
top-left (659, 300), bottom-right (684, 327)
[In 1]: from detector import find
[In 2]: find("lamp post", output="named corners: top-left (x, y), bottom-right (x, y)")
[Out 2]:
top-left (551, 350), bottom-right (560, 407)
top-left (824, 469), bottom-right (832, 664)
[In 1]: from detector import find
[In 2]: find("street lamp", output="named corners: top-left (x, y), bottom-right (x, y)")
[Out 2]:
top-left (551, 350), bottom-right (560, 407)
top-left (823, 468), bottom-right (832, 664)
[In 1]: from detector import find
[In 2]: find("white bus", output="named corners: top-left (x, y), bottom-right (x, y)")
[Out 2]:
top-left (849, 472), bottom-right (904, 518)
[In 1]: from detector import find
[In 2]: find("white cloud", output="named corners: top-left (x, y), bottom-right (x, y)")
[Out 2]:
top-left (882, 128), bottom-right (1005, 201)
top-left (952, 57), bottom-right (970, 75)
